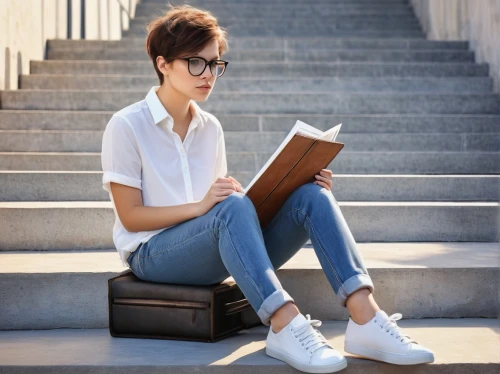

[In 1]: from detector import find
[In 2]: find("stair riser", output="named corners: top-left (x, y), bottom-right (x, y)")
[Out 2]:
top-left (1, 131), bottom-right (498, 152)
top-left (30, 61), bottom-right (488, 77)
top-left (46, 49), bottom-right (474, 63)
top-left (129, 23), bottom-right (422, 33)
top-left (146, 0), bottom-right (411, 3)
top-left (126, 28), bottom-right (424, 37)
top-left (46, 38), bottom-right (469, 50)
top-left (2, 111), bottom-right (498, 133)
top-left (1, 173), bottom-right (498, 202)
top-left (132, 15), bottom-right (421, 26)
top-left (21, 76), bottom-right (491, 92)
top-left (0, 205), bottom-right (498, 250)
top-left (3, 91), bottom-right (500, 113)
top-left (1, 152), bottom-right (498, 174)
top-left (0, 267), bottom-right (497, 329)
top-left (136, 8), bottom-right (415, 18)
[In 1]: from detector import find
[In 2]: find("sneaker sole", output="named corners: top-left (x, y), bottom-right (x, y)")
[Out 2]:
top-left (344, 341), bottom-right (435, 365)
top-left (266, 346), bottom-right (348, 373)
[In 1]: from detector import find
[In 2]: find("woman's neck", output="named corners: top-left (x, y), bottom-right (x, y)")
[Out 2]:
top-left (155, 84), bottom-right (192, 127)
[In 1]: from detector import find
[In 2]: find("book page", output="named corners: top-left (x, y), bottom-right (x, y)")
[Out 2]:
top-left (243, 120), bottom-right (341, 193)
top-left (319, 123), bottom-right (342, 142)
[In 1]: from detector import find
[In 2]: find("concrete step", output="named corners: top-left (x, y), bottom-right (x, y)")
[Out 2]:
top-left (0, 201), bottom-right (497, 248)
top-left (1, 111), bottom-right (498, 133)
top-left (45, 48), bottom-right (475, 63)
top-left (29, 60), bottom-right (488, 77)
top-left (136, 3), bottom-right (415, 11)
top-left (2, 90), bottom-right (499, 113)
top-left (1, 130), bottom-right (498, 152)
top-left (128, 23), bottom-right (423, 36)
top-left (136, 6), bottom-right (415, 18)
top-left (131, 14), bottom-right (422, 26)
top-left (0, 318), bottom-right (500, 374)
top-left (1, 172), bottom-right (498, 202)
top-left (145, 0), bottom-right (412, 3)
top-left (20, 75), bottom-right (491, 92)
top-left (2, 321), bottom-right (498, 373)
top-left (135, 3), bottom-right (415, 12)
top-left (1, 151), bottom-right (498, 174)
top-left (125, 27), bottom-right (424, 38)
top-left (46, 37), bottom-right (469, 50)
top-left (0, 243), bottom-right (498, 329)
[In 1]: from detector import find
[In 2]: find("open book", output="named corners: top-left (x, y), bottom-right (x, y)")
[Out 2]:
top-left (243, 120), bottom-right (344, 228)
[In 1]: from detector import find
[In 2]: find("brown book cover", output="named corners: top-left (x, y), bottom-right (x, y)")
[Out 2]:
top-left (244, 121), bottom-right (344, 228)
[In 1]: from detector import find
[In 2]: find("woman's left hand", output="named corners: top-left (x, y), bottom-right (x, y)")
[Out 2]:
top-left (314, 169), bottom-right (333, 191)
top-left (228, 176), bottom-right (245, 193)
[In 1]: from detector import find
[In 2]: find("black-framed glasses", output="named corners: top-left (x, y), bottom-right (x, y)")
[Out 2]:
top-left (178, 56), bottom-right (229, 77)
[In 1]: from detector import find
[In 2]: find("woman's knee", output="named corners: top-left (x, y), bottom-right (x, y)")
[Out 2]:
top-left (292, 182), bottom-right (336, 206)
top-left (219, 191), bottom-right (255, 209)
top-left (215, 191), bottom-right (259, 218)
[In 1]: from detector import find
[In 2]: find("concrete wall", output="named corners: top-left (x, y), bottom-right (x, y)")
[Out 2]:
top-left (411, 0), bottom-right (500, 93)
top-left (0, 0), bottom-right (140, 91)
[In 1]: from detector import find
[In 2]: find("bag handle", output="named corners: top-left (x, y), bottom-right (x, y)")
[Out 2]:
top-left (224, 298), bottom-right (252, 315)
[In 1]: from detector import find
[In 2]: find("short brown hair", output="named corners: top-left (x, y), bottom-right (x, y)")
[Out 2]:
top-left (145, 2), bottom-right (229, 85)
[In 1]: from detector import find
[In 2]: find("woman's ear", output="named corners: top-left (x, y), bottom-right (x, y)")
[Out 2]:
top-left (156, 56), bottom-right (169, 77)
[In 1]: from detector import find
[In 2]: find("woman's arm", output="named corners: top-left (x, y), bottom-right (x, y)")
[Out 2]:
top-left (110, 182), bottom-right (202, 232)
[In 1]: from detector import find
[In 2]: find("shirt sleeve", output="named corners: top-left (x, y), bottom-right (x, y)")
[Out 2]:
top-left (101, 115), bottom-right (142, 193)
top-left (215, 124), bottom-right (228, 180)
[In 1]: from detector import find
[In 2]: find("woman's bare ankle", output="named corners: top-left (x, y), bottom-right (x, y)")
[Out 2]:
top-left (270, 301), bottom-right (300, 333)
top-left (346, 288), bottom-right (380, 325)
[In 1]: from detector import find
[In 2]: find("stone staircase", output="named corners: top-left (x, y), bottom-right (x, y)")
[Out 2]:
top-left (0, 0), bottom-right (499, 371)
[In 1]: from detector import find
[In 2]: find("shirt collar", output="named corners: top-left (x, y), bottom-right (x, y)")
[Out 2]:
top-left (145, 86), bottom-right (204, 131)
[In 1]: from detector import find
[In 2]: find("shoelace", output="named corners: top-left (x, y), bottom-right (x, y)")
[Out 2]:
top-left (292, 314), bottom-right (333, 354)
top-left (378, 313), bottom-right (418, 344)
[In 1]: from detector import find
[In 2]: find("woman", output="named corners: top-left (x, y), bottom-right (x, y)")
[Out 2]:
top-left (101, 3), bottom-right (435, 373)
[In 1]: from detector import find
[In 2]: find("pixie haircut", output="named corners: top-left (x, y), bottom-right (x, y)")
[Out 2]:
top-left (145, 3), bottom-right (229, 85)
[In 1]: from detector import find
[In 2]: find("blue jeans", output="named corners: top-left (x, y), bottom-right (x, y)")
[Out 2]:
top-left (127, 182), bottom-right (374, 327)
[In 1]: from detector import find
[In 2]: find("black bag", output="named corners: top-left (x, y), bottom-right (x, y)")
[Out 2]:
top-left (108, 269), bottom-right (263, 342)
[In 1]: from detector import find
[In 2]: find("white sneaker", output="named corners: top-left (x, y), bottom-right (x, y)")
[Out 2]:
top-left (344, 310), bottom-right (435, 365)
top-left (266, 313), bottom-right (347, 373)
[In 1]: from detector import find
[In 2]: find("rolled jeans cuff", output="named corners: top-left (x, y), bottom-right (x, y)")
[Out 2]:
top-left (337, 273), bottom-right (375, 307)
top-left (257, 288), bottom-right (295, 326)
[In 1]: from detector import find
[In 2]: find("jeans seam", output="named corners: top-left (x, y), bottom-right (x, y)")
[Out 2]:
top-left (262, 207), bottom-right (300, 242)
top-left (137, 252), bottom-right (146, 279)
top-left (144, 228), bottom-right (213, 259)
top-left (295, 207), bottom-right (344, 288)
top-left (213, 216), bottom-right (265, 303)
top-left (261, 206), bottom-right (287, 234)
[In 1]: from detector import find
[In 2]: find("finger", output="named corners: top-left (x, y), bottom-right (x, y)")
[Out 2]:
top-left (314, 180), bottom-right (330, 191)
top-left (218, 182), bottom-right (237, 190)
top-left (315, 174), bottom-right (331, 182)
top-left (228, 176), bottom-right (242, 186)
top-left (321, 178), bottom-right (332, 189)
top-left (217, 177), bottom-right (233, 184)
top-left (321, 169), bottom-right (332, 176)
top-left (228, 178), bottom-right (241, 191)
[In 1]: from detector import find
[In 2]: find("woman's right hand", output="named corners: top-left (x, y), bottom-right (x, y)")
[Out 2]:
top-left (197, 177), bottom-right (241, 216)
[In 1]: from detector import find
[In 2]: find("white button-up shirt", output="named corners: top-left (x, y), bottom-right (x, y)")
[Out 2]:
top-left (101, 86), bottom-right (228, 267)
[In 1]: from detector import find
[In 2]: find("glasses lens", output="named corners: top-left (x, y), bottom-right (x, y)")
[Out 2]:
top-left (211, 61), bottom-right (226, 77)
top-left (188, 58), bottom-right (205, 75)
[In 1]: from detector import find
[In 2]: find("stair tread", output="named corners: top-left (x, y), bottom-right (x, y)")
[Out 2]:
top-left (0, 319), bottom-right (498, 367)
top-left (1, 243), bottom-right (498, 273)
top-left (1, 201), bottom-right (498, 208)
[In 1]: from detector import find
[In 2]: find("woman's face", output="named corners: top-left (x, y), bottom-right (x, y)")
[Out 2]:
top-left (158, 39), bottom-right (220, 101)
